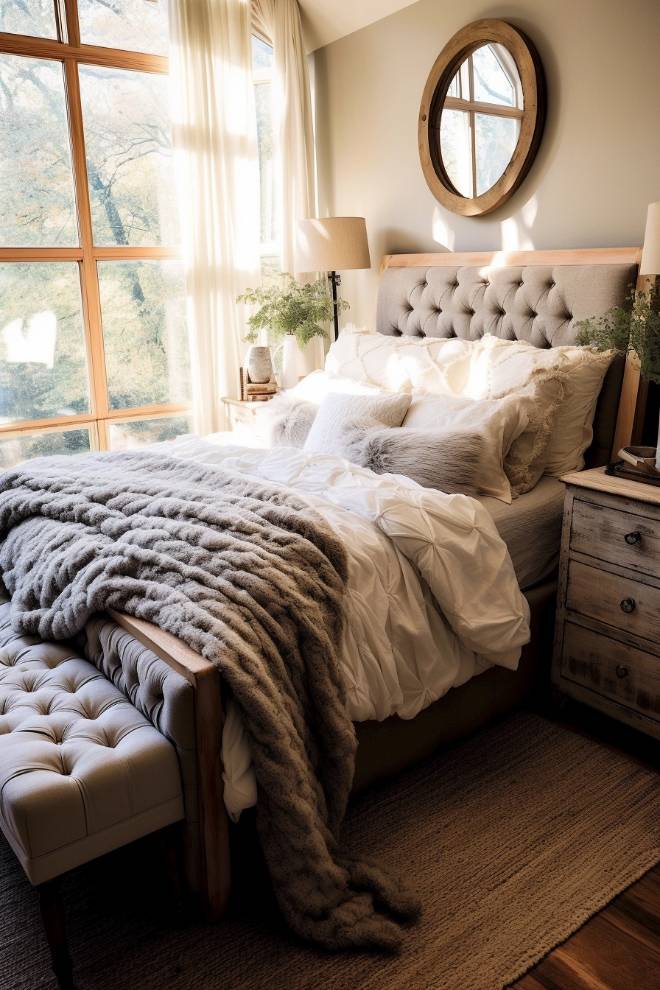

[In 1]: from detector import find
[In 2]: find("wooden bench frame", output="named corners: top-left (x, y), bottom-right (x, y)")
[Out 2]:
top-left (109, 611), bottom-right (231, 919)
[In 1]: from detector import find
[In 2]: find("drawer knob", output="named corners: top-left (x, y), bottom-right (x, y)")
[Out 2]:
top-left (620, 597), bottom-right (636, 614)
top-left (624, 531), bottom-right (642, 546)
top-left (616, 664), bottom-right (629, 679)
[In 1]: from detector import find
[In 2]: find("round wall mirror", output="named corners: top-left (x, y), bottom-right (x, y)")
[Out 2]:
top-left (419, 20), bottom-right (546, 216)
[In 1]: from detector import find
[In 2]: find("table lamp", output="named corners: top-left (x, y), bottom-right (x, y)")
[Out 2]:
top-left (295, 217), bottom-right (371, 339)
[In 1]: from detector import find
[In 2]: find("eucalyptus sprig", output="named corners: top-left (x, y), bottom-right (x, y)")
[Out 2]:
top-left (576, 290), bottom-right (660, 385)
top-left (238, 274), bottom-right (348, 346)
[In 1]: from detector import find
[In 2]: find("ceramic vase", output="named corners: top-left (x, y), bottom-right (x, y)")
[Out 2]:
top-left (245, 345), bottom-right (273, 384)
top-left (274, 335), bottom-right (302, 391)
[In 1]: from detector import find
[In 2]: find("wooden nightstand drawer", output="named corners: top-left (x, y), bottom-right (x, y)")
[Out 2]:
top-left (562, 622), bottom-right (660, 722)
top-left (566, 559), bottom-right (660, 642)
top-left (554, 467), bottom-right (660, 739)
top-left (570, 497), bottom-right (660, 579)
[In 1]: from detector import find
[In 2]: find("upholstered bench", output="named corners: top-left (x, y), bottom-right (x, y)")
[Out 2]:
top-left (0, 602), bottom-right (191, 989)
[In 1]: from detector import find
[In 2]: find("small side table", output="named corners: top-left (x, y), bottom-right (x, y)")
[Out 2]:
top-left (221, 396), bottom-right (274, 442)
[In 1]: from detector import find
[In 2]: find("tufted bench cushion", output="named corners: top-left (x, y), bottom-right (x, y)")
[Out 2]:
top-left (0, 602), bottom-right (184, 886)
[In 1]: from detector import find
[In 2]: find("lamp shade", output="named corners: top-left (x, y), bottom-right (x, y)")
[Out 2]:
top-left (640, 201), bottom-right (660, 275)
top-left (295, 217), bottom-right (371, 273)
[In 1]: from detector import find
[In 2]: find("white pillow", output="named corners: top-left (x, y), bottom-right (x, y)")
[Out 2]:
top-left (325, 331), bottom-right (473, 394)
top-left (304, 392), bottom-right (411, 457)
top-left (403, 392), bottom-right (536, 503)
top-left (467, 336), bottom-right (614, 475)
top-left (287, 368), bottom-right (385, 404)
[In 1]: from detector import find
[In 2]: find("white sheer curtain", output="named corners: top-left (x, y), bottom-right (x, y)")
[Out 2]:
top-left (169, 0), bottom-right (260, 434)
top-left (251, 0), bottom-right (316, 274)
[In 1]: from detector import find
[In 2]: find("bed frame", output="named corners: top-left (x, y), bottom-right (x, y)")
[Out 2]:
top-left (113, 247), bottom-right (646, 918)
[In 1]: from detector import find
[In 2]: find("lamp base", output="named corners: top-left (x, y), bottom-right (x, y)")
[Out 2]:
top-left (328, 270), bottom-right (341, 340)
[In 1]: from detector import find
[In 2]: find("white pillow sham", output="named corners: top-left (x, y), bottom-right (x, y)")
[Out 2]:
top-left (287, 368), bottom-right (386, 403)
top-left (326, 331), bottom-right (474, 394)
top-left (303, 392), bottom-right (411, 457)
top-left (467, 335), bottom-right (614, 476)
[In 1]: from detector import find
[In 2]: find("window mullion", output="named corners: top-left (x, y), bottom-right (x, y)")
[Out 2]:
top-left (467, 56), bottom-right (476, 198)
top-left (63, 57), bottom-right (109, 427)
top-left (62, 0), bottom-right (80, 47)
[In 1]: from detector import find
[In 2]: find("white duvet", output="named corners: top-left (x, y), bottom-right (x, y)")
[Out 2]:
top-left (164, 435), bottom-right (531, 819)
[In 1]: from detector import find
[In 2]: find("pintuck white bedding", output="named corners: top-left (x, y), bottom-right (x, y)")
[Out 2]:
top-left (163, 434), bottom-right (531, 819)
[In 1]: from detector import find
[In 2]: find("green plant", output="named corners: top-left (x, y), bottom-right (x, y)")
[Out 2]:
top-left (238, 274), bottom-right (348, 346)
top-left (576, 290), bottom-right (660, 385)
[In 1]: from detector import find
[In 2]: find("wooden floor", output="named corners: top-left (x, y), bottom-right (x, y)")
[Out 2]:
top-left (512, 701), bottom-right (660, 990)
top-left (511, 863), bottom-right (660, 990)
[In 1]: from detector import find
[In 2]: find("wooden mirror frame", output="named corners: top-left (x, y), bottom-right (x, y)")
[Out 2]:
top-left (419, 19), bottom-right (546, 217)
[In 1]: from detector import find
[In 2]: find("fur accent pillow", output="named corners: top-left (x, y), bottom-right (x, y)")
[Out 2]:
top-left (304, 392), bottom-right (411, 456)
top-left (354, 427), bottom-right (484, 494)
top-left (267, 394), bottom-right (317, 447)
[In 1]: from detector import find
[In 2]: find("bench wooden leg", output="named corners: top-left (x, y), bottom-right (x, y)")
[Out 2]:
top-left (38, 879), bottom-right (75, 990)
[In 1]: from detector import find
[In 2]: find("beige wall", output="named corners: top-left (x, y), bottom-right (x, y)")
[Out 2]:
top-left (314, 0), bottom-right (660, 328)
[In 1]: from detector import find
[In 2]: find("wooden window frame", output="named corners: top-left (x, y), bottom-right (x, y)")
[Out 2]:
top-left (0, 0), bottom-right (189, 451)
top-left (251, 35), bottom-right (279, 270)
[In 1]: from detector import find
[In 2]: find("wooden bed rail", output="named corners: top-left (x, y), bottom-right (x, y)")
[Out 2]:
top-left (109, 611), bottom-right (230, 920)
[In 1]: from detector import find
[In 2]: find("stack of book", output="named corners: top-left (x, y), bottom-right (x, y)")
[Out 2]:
top-left (240, 367), bottom-right (278, 402)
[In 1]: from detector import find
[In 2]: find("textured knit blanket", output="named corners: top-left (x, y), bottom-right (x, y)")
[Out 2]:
top-left (0, 452), bottom-right (419, 950)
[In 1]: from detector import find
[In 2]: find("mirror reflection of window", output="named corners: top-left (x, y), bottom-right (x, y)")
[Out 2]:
top-left (438, 43), bottom-right (523, 198)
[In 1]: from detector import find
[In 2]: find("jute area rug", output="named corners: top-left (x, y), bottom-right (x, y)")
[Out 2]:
top-left (2, 713), bottom-right (658, 990)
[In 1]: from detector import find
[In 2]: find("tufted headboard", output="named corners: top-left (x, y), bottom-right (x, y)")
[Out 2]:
top-left (377, 249), bottom-right (641, 466)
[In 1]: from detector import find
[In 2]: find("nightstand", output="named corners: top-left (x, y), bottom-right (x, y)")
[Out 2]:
top-left (221, 396), bottom-right (274, 433)
top-left (553, 466), bottom-right (660, 740)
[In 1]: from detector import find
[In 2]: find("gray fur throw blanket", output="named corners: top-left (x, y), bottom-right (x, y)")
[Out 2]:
top-left (0, 452), bottom-right (419, 950)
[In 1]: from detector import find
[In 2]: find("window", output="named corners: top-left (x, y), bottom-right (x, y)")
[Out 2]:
top-left (0, 0), bottom-right (191, 467)
top-left (252, 34), bottom-right (279, 279)
top-left (440, 43), bottom-right (523, 199)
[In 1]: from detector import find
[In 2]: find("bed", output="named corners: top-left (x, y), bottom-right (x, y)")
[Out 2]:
top-left (47, 248), bottom-right (647, 919)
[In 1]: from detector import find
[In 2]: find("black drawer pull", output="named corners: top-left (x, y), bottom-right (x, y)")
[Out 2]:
top-left (624, 531), bottom-right (642, 546)
top-left (620, 598), bottom-right (636, 614)
top-left (616, 664), bottom-right (629, 679)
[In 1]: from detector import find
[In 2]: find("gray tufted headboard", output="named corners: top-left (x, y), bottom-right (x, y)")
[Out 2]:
top-left (376, 249), bottom-right (641, 466)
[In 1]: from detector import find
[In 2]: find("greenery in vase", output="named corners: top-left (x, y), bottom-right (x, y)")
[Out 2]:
top-left (238, 274), bottom-right (348, 346)
top-left (576, 291), bottom-right (660, 384)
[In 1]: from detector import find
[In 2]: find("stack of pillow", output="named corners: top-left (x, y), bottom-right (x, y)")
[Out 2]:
top-left (267, 331), bottom-right (614, 503)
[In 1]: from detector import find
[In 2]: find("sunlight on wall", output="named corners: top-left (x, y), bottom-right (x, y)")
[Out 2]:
top-left (432, 207), bottom-right (456, 250)
top-left (499, 195), bottom-right (537, 250)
